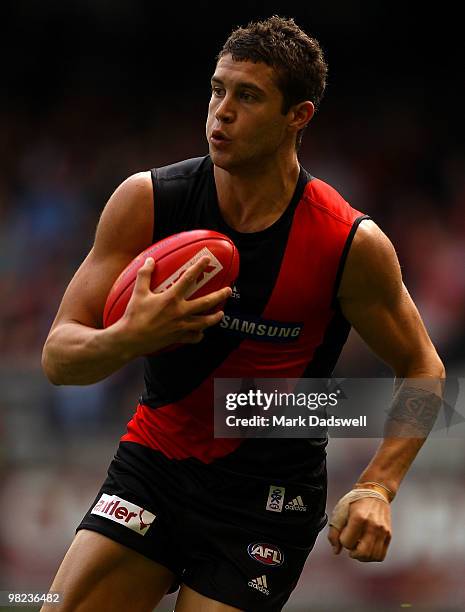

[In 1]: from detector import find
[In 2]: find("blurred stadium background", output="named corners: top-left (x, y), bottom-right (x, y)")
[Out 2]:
top-left (1, 1), bottom-right (464, 610)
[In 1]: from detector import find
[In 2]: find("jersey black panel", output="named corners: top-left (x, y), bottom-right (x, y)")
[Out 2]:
top-left (302, 305), bottom-right (351, 378)
top-left (143, 157), bottom-right (310, 407)
top-left (151, 156), bottom-right (213, 241)
top-left (142, 328), bottom-right (241, 408)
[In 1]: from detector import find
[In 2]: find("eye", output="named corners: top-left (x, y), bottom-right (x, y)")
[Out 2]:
top-left (240, 92), bottom-right (256, 102)
top-left (212, 86), bottom-right (225, 97)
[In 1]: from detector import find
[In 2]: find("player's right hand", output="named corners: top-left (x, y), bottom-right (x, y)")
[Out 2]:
top-left (115, 256), bottom-right (231, 357)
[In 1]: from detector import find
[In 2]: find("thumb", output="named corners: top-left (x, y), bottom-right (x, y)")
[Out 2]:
top-left (327, 525), bottom-right (342, 555)
top-left (133, 257), bottom-right (155, 295)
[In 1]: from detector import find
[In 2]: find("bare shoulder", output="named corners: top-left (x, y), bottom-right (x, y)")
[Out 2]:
top-left (336, 220), bottom-right (443, 376)
top-left (94, 170), bottom-right (154, 258)
top-left (338, 219), bottom-right (402, 304)
top-left (47, 171), bottom-right (154, 330)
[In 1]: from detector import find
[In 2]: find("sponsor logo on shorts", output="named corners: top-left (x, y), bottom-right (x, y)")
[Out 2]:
top-left (91, 494), bottom-right (156, 535)
top-left (266, 485), bottom-right (285, 512)
top-left (247, 543), bottom-right (284, 566)
top-left (285, 495), bottom-right (308, 512)
top-left (248, 575), bottom-right (270, 596)
top-left (153, 247), bottom-right (223, 298)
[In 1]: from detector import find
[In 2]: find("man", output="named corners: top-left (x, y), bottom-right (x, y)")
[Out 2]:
top-left (41, 16), bottom-right (444, 612)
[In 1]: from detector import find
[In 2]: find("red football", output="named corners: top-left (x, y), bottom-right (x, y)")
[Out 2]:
top-left (103, 229), bottom-right (239, 328)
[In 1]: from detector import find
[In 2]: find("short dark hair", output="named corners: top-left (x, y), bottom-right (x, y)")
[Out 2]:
top-left (218, 16), bottom-right (328, 148)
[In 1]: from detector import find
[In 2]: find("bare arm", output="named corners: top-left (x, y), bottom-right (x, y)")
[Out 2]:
top-left (42, 172), bottom-right (231, 385)
top-left (327, 219), bottom-right (444, 562)
top-left (338, 220), bottom-right (445, 495)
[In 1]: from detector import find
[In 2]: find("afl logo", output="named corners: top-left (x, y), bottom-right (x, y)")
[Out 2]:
top-left (247, 543), bottom-right (284, 567)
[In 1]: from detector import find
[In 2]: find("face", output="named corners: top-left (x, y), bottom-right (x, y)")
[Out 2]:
top-left (206, 54), bottom-right (294, 171)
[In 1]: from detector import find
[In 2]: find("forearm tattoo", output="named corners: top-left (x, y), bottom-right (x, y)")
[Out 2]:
top-left (384, 381), bottom-right (442, 437)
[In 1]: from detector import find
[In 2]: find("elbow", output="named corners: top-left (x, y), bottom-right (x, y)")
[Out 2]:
top-left (430, 348), bottom-right (446, 379)
top-left (437, 357), bottom-right (446, 380)
top-left (41, 342), bottom-right (62, 386)
top-left (422, 356), bottom-right (446, 380)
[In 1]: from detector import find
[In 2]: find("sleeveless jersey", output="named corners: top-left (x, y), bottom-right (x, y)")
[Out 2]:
top-left (121, 156), bottom-right (369, 479)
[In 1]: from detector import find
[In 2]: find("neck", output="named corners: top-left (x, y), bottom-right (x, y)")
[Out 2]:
top-left (214, 152), bottom-right (300, 233)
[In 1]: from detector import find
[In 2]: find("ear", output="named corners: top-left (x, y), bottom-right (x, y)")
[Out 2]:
top-left (287, 101), bottom-right (315, 132)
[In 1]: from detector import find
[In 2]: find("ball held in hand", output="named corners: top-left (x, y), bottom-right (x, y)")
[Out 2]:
top-left (103, 229), bottom-right (239, 328)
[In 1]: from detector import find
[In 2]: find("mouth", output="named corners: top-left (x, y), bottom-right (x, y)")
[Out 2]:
top-left (210, 130), bottom-right (232, 147)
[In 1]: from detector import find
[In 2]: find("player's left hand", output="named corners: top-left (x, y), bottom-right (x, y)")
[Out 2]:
top-left (328, 497), bottom-right (392, 562)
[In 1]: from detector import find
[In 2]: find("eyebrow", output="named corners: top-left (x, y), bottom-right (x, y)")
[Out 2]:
top-left (211, 76), bottom-right (266, 97)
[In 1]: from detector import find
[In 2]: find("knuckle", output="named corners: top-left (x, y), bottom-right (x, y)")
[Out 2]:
top-left (350, 513), bottom-right (365, 526)
top-left (187, 322), bottom-right (202, 333)
top-left (371, 522), bottom-right (389, 536)
top-left (199, 298), bottom-right (211, 312)
top-left (351, 550), bottom-right (369, 562)
top-left (204, 316), bottom-right (216, 328)
top-left (365, 520), bottom-right (379, 532)
top-left (379, 526), bottom-right (391, 537)
top-left (164, 292), bottom-right (181, 309)
top-left (339, 536), bottom-right (352, 549)
top-left (173, 320), bottom-right (187, 333)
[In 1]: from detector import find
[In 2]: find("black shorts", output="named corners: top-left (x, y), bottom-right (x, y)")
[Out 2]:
top-left (77, 441), bottom-right (328, 611)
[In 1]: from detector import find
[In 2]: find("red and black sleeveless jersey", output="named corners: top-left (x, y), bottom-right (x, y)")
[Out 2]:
top-left (122, 156), bottom-right (369, 478)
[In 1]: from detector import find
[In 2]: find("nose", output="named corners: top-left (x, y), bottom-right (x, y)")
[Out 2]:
top-left (215, 94), bottom-right (235, 124)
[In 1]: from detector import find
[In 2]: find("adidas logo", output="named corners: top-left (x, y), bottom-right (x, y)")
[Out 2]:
top-left (231, 284), bottom-right (240, 299)
top-left (248, 575), bottom-right (270, 596)
top-left (285, 495), bottom-right (307, 511)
